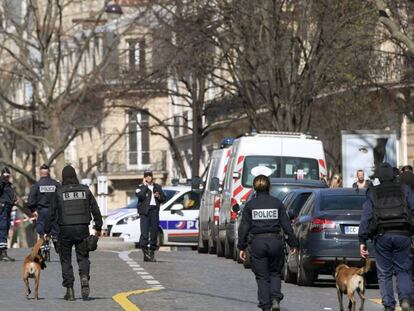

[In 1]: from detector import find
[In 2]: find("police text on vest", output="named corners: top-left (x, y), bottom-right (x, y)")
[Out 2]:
top-left (40, 186), bottom-right (56, 193)
top-left (252, 209), bottom-right (278, 220)
top-left (63, 191), bottom-right (86, 200)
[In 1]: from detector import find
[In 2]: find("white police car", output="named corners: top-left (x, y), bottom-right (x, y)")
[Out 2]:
top-left (107, 185), bottom-right (201, 246)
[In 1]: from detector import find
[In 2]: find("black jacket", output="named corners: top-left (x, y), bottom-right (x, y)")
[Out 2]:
top-left (0, 177), bottom-right (16, 215)
top-left (237, 191), bottom-right (297, 250)
top-left (45, 184), bottom-right (103, 233)
top-left (136, 183), bottom-right (166, 215)
top-left (27, 176), bottom-right (61, 212)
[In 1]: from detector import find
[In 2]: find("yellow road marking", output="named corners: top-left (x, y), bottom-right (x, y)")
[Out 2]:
top-left (369, 299), bottom-right (402, 311)
top-left (112, 288), bottom-right (160, 311)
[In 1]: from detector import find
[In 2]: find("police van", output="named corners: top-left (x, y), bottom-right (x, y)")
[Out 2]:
top-left (218, 132), bottom-right (327, 259)
top-left (198, 142), bottom-right (232, 254)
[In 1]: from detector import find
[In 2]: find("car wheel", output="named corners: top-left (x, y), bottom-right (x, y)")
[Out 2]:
top-left (216, 238), bottom-right (224, 257)
top-left (224, 233), bottom-right (233, 259)
top-left (243, 247), bottom-right (251, 269)
top-left (296, 251), bottom-right (314, 286)
top-left (197, 228), bottom-right (208, 253)
top-left (207, 226), bottom-right (216, 254)
top-left (283, 262), bottom-right (297, 284)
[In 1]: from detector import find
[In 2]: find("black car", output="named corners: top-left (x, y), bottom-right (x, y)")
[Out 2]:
top-left (233, 178), bottom-right (328, 266)
top-left (284, 188), bottom-right (376, 286)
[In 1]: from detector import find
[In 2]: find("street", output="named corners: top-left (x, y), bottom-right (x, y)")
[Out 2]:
top-left (0, 246), bottom-right (384, 311)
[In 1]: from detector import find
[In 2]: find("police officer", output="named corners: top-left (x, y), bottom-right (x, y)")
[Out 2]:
top-left (238, 175), bottom-right (297, 311)
top-left (136, 170), bottom-right (166, 262)
top-left (28, 164), bottom-right (60, 251)
top-left (45, 165), bottom-right (102, 301)
top-left (359, 162), bottom-right (414, 311)
top-left (0, 167), bottom-right (16, 262)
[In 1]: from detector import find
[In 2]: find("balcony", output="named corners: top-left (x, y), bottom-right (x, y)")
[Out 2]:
top-left (100, 149), bottom-right (167, 179)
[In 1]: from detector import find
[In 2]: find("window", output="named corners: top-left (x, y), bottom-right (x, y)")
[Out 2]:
top-left (299, 194), bottom-right (315, 216)
top-left (321, 195), bottom-right (364, 212)
top-left (128, 39), bottom-right (146, 73)
top-left (128, 111), bottom-right (150, 167)
top-left (173, 115), bottom-right (180, 137)
top-left (292, 193), bottom-right (312, 216)
top-left (165, 191), bottom-right (201, 211)
top-left (242, 156), bottom-right (320, 187)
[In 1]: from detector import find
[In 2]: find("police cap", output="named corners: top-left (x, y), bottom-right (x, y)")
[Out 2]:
top-left (1, 167), bottom-right (11, 176)
top-left (40, 164), bottom-right (50, 170)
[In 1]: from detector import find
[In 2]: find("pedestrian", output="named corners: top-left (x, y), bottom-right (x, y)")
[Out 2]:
top-left (0, 167), bottom-right (16, 262)
top-left (352, 169), bottom-right (371, 190)
top-left (238, 175), bottom-right (297, 311)
top-left (330, 174), bottom-right (342, 188)
top-left (28, 164), bottom-right (61, 253)
top-left (358, 162), bottom-right (414, 311)
top-left (401, 165), bottom-right (413, 174)
top-left (45, 165), bottom-right (102, 301)
top-left (136, 170), bottom-right (166, 262)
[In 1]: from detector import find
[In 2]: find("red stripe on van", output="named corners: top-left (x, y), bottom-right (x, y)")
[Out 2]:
top-left (241, 189), bottom-right (253, 202)
top-left (237, 155), bottom-right (245, 165)
top-left (233, 185), bottom-right (244, 198)
top-left (319, 159), bottom-right (326, 169)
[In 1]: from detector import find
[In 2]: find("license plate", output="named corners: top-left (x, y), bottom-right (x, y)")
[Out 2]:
top-left (344, 226), bottom-right (359, 235)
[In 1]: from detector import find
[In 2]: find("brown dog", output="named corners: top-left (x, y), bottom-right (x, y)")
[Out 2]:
top-left (335, 258), bottom-right (371, 311)
top-left (23, 238), bottom-right (47, 300)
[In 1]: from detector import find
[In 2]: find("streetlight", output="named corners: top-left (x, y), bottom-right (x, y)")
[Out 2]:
top-left (105, 2), bottom-right (123, 20)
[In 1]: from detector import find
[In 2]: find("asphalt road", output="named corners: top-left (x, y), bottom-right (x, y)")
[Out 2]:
top-left (0, 247), bottom-right (384, 311)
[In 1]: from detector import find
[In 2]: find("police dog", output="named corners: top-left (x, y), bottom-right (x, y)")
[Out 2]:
top-left (335, 258), bottom-right (371, 311)
top-left (23, 238), bottom-right (47, 300)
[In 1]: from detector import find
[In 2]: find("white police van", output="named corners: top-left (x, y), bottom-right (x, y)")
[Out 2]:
top-left (108, 185), bottom-right (201, 246)
top-left (218, 131), bottom-right (327, 258)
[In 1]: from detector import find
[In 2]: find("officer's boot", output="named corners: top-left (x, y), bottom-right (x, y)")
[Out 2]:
top-left (142, 247), bottom-right (150, 262)
top-left (80, 275), bottom-right (90, 300)
top-left (271, 298), bottom-right (280, 311)
top-left (400, 299), bottom-right (411, 311)
top-left (1, 250), bottom-right (15, 262)
top-left (149, 250), bottom-right (156, 262)
top-left (64, 287), bottom-right (75, 301)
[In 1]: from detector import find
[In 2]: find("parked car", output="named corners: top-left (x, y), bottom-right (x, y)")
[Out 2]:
top-left (233, 178), bottom-right (328, 267)
top-left (108, 185), bottom-right (202, 247)
top-left (284, 188), bottom-right (375, 286)
top-left (198, 143), bottom-right (232, 254)
top-left (219, 131), bottom-right (327, 259)
top-left (282, 188), bottom-right (321, 221)
top-left (103, 187), bottom-right (179, 236)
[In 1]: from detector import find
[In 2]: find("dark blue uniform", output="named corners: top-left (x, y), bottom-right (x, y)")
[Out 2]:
top-left (238, 191), bottom-right (297, 311)
top-left (28, 176), bottom-right (60, 238)
top-left (359, 184), bottom-right (414, 309)
top-left (0, 176), bottom-right (16, 251)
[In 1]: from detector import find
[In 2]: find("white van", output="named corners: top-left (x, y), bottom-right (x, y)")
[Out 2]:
top-left (218, 132), bottom-right (327, 258)
top-left (197, 146), bottom-right (232, 254)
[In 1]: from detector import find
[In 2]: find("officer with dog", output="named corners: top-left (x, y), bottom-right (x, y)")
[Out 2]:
top-left (0, 167), bottom-right (16, 262)
top-left (28, 164), bottom-right (61, 252)
top-left (238, 175), bottom-right (297, 311)
top-left (359, 162), bottom-right (414, 311)
top-left (45, 165), bottom-right (102, 301)
top-left (136, 170), bottom-right (166, 262)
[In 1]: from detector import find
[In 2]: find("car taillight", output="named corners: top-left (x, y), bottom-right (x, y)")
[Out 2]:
top-left (310, 218), bottom-right (336, 232)
top-left (214, 198), bottom-right (220, 224)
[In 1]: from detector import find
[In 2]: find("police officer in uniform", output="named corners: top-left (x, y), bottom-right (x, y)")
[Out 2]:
top-left (0, 167), bottom-right (16, 262)
top-left (45, 165), bottom-right (102, 301)
top-left (28, 164), bottom-right (60, 251)
top-left (238, 175), bottom-right (297, 311)
top-left (359, 162), bottom-right (414, 311)
top-left (136, 170), bottom-right (166, 262)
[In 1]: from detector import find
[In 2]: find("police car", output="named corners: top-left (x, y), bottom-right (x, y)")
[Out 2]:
top-left (107, 185), bottom-right (201, 246)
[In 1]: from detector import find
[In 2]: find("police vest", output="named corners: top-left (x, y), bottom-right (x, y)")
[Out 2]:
top-left (57, 185), bottom-right (90, 226)
top-left (371, 182), bottom-right (413, 233)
